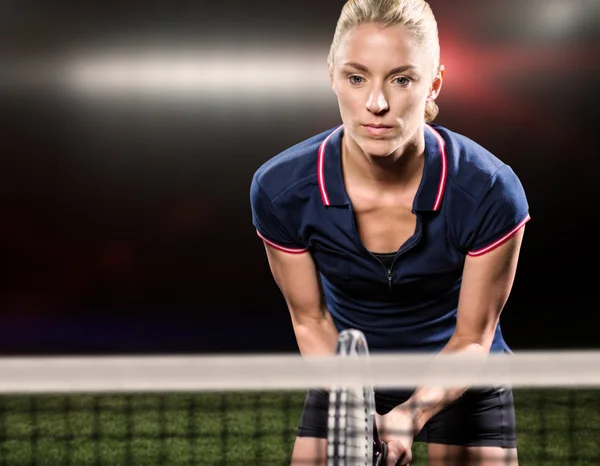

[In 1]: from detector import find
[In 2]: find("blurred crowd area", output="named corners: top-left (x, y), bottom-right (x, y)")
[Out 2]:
top-left (0, 0), bottom-right (598, 353)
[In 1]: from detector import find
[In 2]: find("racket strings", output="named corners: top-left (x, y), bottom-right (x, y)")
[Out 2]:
top-left (328, 330), bottom-right (378, 466)
top-left (328, 385), bottom-right (373, 465)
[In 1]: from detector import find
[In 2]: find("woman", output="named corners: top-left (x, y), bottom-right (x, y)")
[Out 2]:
top-left (250, 0), bottom-right (529, 464)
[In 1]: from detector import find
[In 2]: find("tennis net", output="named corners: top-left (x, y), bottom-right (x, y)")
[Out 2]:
top-left (0, 351), bottom-right (598, 465)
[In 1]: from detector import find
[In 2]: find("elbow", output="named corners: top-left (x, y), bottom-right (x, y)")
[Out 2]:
top-left (290, 306), bottom-right (331, 332)
top-left (290, 308), bottom-right (338, 356)
top-left (446, 336), bottom-right (492, 355)
top-left (450, 316), bottom-right (501, 354)
top-left (293, 322), bottom-right (314, 342)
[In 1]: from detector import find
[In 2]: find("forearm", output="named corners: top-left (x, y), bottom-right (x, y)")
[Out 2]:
top-left (291, 308), bottom-right (339, 356)
top-left (405, 338), bottom-right (489, 431)
top-left (402, 233), bottom-right (525, 428)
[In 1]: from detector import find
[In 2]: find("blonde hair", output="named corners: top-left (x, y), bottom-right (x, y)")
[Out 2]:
top-left (328, 0), bottom-right (441, 122)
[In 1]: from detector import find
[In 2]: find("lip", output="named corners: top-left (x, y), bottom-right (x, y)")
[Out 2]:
top-left (363, 124), bottom-right (393, 135)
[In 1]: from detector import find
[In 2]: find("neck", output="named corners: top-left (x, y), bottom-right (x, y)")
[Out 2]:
top-left (342, 126), bottom-right (426, 189)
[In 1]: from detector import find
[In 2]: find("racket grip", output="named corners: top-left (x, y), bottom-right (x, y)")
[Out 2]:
top-left (373, 440), bottom-right (387, 466)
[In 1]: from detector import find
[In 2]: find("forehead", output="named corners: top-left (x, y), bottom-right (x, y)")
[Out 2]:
top-left (335, 23), bottom-right (431, 70)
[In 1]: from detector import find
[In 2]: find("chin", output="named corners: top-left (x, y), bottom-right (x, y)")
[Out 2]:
top-left (358, 138), bottom-right (398, 158)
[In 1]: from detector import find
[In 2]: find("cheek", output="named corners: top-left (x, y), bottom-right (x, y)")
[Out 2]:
top-left (396, 86), bottom-right (427, 105)
top-left (394, 89), bottom-right (428, 116)
top-left (336, 90), bottom-right (363, 115)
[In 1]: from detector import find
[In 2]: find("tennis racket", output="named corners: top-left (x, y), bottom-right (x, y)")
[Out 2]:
top-left (327, 329), bottom-right (387, 466)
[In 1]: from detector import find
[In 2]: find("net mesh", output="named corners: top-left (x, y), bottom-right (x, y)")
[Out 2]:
top-left (0, 352), bottom-right (598, 465)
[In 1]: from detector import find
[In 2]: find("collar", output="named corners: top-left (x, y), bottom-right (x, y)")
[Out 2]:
top-left (317, 123), bottom-right (447, 211)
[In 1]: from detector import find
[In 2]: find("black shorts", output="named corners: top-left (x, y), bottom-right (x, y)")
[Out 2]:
top-left (297, 386), bottom-right (517, 448)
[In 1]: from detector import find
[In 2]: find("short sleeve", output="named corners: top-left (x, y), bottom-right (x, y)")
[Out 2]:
top-left (461, 165), bottom-right (530, 257)
top-left (249, 173), bottom-right (308, 254)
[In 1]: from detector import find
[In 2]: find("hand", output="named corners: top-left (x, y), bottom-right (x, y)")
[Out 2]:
top-left (375, 404), bottom-right (417, 466)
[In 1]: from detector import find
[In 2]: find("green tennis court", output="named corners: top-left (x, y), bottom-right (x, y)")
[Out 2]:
top-left (0, 389), bottom-right (598, 465)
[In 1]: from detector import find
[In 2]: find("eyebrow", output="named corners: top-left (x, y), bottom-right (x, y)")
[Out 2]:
top-left (342, 62), bottom-right (417, 75)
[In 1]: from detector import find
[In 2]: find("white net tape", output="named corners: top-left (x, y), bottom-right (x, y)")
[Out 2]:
top-left (0, 351), bottom-right (598, 393)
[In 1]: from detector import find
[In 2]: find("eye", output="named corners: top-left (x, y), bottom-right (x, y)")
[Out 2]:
top-left (348, 75), bottom-right (365, 85)
top-left (394, 76), bottom-right (411, 87)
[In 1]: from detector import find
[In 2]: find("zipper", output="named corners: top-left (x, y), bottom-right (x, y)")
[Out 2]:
top-left (371, 254), bottom-right (394, 291)
top-left (347, 204), bottom-right (423, 293)
top-left (382, 217), bottom-right (424, 292)
top-left (373, 257), bottom-right (394, 291)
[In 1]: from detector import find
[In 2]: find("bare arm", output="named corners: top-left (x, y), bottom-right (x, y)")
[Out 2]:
top-left (263, 243), bottom-right (339, 356)
top-left (405, 227), bottom-right (526, 430)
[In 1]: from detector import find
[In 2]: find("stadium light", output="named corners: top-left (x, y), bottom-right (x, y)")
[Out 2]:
top-left (62, 46), bottom-right (332, 101)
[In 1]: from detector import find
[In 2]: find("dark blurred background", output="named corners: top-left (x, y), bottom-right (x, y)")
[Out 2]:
top-left (0, 0), bottom-right (598, 354)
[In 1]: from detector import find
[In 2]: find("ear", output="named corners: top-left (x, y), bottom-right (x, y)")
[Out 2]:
top-left (427, 64), bottom-right (445, 102)
top-left (330, 72), bottom-right (336, 94)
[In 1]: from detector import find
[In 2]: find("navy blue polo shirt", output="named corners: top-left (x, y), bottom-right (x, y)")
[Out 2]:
top-left (250, 124), bottom-right (530, 353)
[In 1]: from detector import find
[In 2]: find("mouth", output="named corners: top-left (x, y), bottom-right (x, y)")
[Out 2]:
top-left (362, 124), bottom-right (394, 136)
top-left (363, 124), bottom-right (393, 129)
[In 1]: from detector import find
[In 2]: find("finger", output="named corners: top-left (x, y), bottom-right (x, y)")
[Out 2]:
top-left (385, 440), bottom-right (405, 466)
top-left (385, 452), bottom-right (399, 466)
top-left (385, 441), bottom-right (409, 466)
top-left (399, 448), bottom-right (413, 466)
top-left (383, 440), bottom-right (398, 466)
top-left (386, 452), bottom-right (410, 466)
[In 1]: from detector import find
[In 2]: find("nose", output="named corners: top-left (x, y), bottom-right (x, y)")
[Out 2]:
top-left (366, 87), bottom-right (389, 114)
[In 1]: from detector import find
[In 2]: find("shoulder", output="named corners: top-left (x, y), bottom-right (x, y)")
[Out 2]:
top-left (251, 126), bottom-right (339, 202)
top-left (431, 123), bottom-right (525, 203)
top-left (431, 125), bottom-right (530, 252)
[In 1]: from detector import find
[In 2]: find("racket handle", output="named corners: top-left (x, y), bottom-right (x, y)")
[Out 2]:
top-left (372, 422), bottom-right (387, 465)
top-left (373, 440), bottom-right (387, 466)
